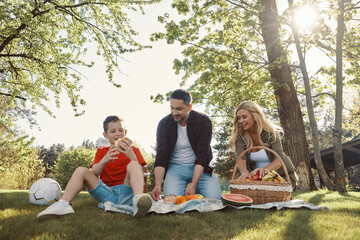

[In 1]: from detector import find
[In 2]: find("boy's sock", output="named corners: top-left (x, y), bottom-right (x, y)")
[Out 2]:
top-left (58, 199), bottom-right (70, 205)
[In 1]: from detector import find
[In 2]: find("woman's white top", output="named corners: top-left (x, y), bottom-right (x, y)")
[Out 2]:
top-left (249, 149), bottom-right (271, 168)
top-left (170, 123), bottom-right (196, 165)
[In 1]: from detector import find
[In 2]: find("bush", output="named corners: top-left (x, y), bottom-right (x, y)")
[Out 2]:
top-left (0, 154), bottom-right (45, 190)
top-left (52, 146), bottom-right (96, 189)
top-left (140, 148), bottom-right (155, 191)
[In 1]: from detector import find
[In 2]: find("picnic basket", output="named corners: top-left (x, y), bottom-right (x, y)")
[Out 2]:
top-left (230, 146), bottom-right (293, 205)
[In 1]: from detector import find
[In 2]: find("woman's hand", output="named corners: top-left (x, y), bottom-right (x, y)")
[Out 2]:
top-left (238, 171), bottom-right (251, 181)
top-left (250, 168), bottom-right (270, 179)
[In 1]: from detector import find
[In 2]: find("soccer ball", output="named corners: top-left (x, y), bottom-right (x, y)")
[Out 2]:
top-left (29, 178), bottom-right (62, 205)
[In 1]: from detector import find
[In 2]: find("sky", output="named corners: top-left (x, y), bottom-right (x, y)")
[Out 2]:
top-left (21, 1), bottom-right (188, 154)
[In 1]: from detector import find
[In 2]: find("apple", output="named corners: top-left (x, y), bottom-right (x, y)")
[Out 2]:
top-left (252, 172), bottom-right (260, 180)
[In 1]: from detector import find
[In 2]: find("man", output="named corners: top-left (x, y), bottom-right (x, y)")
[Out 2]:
top-left (150, 89), bottom-right (221, 201)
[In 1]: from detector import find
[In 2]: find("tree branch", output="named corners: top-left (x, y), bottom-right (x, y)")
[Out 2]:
top-left (174, 37), bottom-right (267, 65)
top-left (313, 92), bottom-right (336, 101)
top-left (0, 92), bottom-right (27, 101)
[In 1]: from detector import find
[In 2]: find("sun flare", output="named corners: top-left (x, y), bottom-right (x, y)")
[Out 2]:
top-left (293, 5), bottom-right (319, 31)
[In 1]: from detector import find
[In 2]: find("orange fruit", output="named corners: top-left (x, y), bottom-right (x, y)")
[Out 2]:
top-left (176, 196), bottom-right (187, 205)
top-left (185, 194), bottom-right (199, 201)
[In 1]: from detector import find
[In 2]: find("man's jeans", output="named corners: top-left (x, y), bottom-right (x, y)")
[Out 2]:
top-left (163, 163), bottom-right (222, 199)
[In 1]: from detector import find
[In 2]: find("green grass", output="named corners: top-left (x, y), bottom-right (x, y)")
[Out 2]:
top-left (0, 190), bottom-right (359, 240)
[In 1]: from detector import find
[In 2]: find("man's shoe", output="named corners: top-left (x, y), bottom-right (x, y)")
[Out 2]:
top-left (37, 200), bottom-right (75, 220)
top-left (133, 193), bottom-right (152, 218)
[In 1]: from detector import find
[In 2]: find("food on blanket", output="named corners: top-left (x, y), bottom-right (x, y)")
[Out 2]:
top-left (244, 178), bottom-right (253, 181)
top-left (175, 194), bottom-right (204, 204)
top-left (221, 193), bottom-right (253, 207)
top-left (176, 196), bottom-right (187, 205)
top-left (164, 194), bottom-right (177, 203)
top-left (185, 194), bottom-right (199, 201)
top-left (195, 194), bottom-right (204, 199)
top-left (262, 170), bottom-right (286, 182)
top-left (114, 137), bottom-right (132, 150)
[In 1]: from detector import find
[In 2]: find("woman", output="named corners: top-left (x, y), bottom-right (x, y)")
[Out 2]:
top-left (229, 101), bottom-right (298, 188)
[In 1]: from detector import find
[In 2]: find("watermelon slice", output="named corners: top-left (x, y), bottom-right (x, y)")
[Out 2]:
top-left (221, 193), bottom-right (253, 206)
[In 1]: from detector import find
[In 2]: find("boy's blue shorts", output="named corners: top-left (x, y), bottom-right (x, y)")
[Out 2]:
top-left (88, 179), bottom-right (133, 206)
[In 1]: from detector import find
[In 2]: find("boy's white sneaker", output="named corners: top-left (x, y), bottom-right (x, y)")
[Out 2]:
top-left (37, 200), bottom-right (75, 219)
top-left (133, 193), bottom-right (152, 218)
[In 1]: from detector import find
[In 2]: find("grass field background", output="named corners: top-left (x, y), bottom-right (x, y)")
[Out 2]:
top-left (0, 189), bottom-right (359, 240)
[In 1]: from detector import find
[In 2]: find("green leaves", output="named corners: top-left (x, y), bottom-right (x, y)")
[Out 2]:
top-left (52, 146), bottom-right (96, 189)
top-left (151, 1), bottom-right (277, 120)
top-left (0, 0), bottom-right (156, 117)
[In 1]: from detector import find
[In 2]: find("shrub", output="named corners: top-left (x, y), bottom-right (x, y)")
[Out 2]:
top-left (0, 151), bottom-right (45, 190)
top-left (52, 146), bottom-right (96, 189)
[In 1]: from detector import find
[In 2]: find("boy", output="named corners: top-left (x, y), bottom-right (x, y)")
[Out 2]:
top-left (37, 116), bottom-right (152, 219)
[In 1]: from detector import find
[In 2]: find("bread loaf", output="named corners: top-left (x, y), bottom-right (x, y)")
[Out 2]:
top-left (114, 137), bottom-right (132, 149)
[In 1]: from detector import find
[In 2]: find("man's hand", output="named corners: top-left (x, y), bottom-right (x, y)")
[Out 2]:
top-left (151, 186), bottom-right (162, 201)
top-left (185, 183), bottom-right (196, 196)
top-left (151, 166), bottom-right (166, 201)
top-left (185, 165), bottom-right (204, 196)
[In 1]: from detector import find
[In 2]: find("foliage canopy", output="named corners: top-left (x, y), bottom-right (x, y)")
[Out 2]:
top-left (0, 0), bottom-right (159, 116)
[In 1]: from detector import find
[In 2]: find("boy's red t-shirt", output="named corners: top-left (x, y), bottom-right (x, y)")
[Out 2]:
top-left (90, 146), bottom-right (146, 187)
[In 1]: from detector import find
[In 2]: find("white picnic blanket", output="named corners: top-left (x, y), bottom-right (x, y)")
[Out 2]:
top-left (98, 198), bottom-right (331, 216)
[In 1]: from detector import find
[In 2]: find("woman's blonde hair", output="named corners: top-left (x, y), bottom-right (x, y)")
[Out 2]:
top-left (229, 101), bottom-right (282, 151)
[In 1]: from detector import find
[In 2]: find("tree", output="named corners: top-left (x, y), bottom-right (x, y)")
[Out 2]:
top-left (212, 123), bottom-right (236, 181)
top-left (151, 0), bottom-right (316, 190)
top-left (1, 0), bottom-right (159, 118)
top-left (81, 139), bottom-right (96, 149)
top-left (258, 0), bottom-right (315, 190)
top-left (288, 0), bottom-right (360, 192)
top-left (38, 143), bottom-right (65, 176)
top-left (288, 0), bottom-right (335, 190)
top-left (333, 0), bottom-right (346, 192)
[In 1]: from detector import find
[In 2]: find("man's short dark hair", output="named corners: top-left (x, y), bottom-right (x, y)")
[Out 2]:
top-left (103, 115), bottom-right (123, 132)
top-left (170, 89), bottom-right (192, 106)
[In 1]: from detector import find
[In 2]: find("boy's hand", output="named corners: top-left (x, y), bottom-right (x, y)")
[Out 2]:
top-left (118, 140), bottom-right (137, 161)
top-left (103, 145), bottom-right (120, 163)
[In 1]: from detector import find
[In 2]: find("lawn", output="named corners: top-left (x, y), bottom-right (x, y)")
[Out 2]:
top-left (0, 189), bottom-right (359, 240)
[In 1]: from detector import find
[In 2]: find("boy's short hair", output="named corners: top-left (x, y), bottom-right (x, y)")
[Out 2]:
top-left (103, 115), bottom-right (124, 132)
top-left (170, 89), bottom-right (192, 106)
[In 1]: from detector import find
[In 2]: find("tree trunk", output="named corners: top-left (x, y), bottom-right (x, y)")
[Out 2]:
top-left (288, 0), bottom-right (334, 190)
top-left (334, 0), bottom-right (347, 192)
top-left (259, 0), bottom-right (317, 191)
